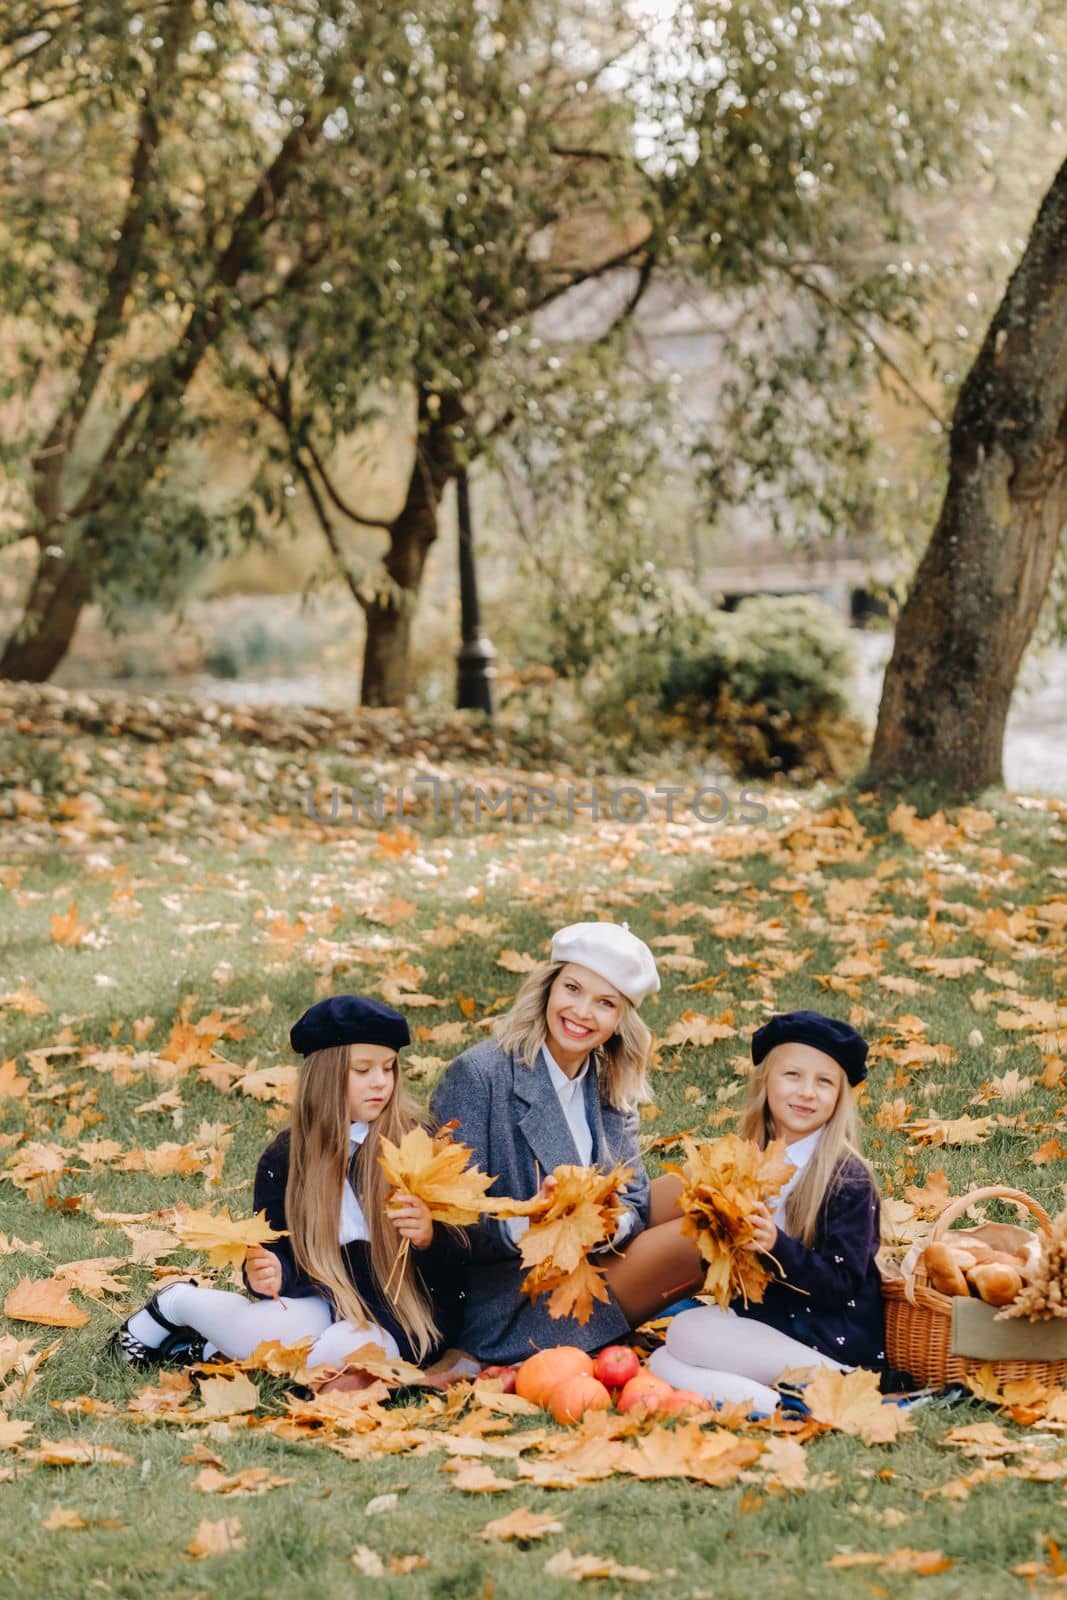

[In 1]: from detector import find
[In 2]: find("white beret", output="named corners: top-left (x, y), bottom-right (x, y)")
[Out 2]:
top-left (550, 922), bottom-right (660, 1007)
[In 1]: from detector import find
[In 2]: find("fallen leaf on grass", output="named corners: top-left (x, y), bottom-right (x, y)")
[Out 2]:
top-left (827, 1548), bottom-right (952, 1575)
top-left (50, 905), bottom-right (88, 946)
top-left (804, 1368), bottom-right (911, 1445)
top-left (53, 1257), bottom-right (128, 1299)
top-left (3, 1275), bottom-right (89, 1328)
top-left (902, 1169), bottom-right (952, 1217)
top-left (193, 1466), bottom-right (293, 1496)
top-left (0, 1414), bottom-right (33, 1449)
top-left (0, 1061), bottom-right (30, 1102)
top-left (1014, 1534), bottom-right (1067, 1581)
top-left (903, 1114), bottom-right (995, 1147)
top-left (351, 1545), bottom-right (387, 1577)
top-left (234, 1066), bottom-right (298, 1104)
top-left (173, 1207), bottom-right (286, 1269)
top-left (194, 1372), bottom-right (260, 1420)
top-left (365, 1492), bottom-right (398, 1515)
top-left (33, 1440), bottom-right (134, 1468)
top-left (444, 1461), bottom-right (516, 1492)
top-left (544, 1548), bottom-right (656, 1582)
top-left (186, 1516), bottom-right (245, 1558)
top-left (479, 1507), bottom-right (566, 1543)
top-left (40, 1507), bottom-right (122, 1531)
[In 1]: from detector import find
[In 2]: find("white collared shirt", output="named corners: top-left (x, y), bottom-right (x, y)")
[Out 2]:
top-left (542, 1044), bottom-right (594, 1165)
top-left (340, 1120), bottom-right (371, 1244)
top-left (769, 1126), bottom-right (823, 1229)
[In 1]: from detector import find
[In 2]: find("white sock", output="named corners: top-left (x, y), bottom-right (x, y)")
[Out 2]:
top-left (125, 1296), bottom-right (181, 1348)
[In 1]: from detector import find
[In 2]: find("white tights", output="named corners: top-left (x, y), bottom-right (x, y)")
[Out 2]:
top-left (648, 1305), bottom-right (848, 1418)
top-left (155, 1283), bottom-right (400, 1368)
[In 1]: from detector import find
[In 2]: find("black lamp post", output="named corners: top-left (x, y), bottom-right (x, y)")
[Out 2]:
top-left (455, 467), bottom-right (497, 717)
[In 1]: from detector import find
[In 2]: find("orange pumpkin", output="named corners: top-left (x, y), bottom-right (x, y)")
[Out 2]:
top-left (515, 1346), bottom-right (594, 1408)
top-left (547, 1373), bottom-right (613, 1425)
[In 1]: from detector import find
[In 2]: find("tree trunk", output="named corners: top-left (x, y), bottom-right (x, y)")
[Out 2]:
top-left (359, 394), bottom-right (461, 707)
top-left (869, 156), bottom-right (1067, 792)
top-left (0, 545), bottom-right (91, 681)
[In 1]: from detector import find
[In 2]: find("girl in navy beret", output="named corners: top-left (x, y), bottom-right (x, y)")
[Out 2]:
top-left (648, 1010), bottom-right (886, 1414)
top-left (109, 996), bottom-right (465, 1383)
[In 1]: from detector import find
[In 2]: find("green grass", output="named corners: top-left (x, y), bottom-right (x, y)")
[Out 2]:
top-left (2, 709), bottom-right (1067, 1597)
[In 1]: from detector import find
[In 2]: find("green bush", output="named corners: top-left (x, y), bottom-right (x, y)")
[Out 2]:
top-left (599, 593), bottom-right (866, 779)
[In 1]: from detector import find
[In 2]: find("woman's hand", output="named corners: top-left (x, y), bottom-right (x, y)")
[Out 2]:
top-left (387, 1190), bottom-right (433, 1250)
top-left (745, 1202), bottom-right (778, 1256)
top-left (244, 1243), bottom-right (283, 1297)
top-left (533, 1174), bottom-right (558, 1207)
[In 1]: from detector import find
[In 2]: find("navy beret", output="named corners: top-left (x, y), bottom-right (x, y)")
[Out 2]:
top-left (751, 1010), bottom-right (869, 1086)
top-left (289, 995), bottom-right (410, 1057)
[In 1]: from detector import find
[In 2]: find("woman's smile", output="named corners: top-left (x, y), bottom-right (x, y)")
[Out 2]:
top-left (545, 964), bottom-right (623, 1071)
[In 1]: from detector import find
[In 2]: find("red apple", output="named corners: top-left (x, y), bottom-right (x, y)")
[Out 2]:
top-left (593, 1344), bottom-right (641, 1391)
top-left (478, 1364), bottom-right (518, 1394)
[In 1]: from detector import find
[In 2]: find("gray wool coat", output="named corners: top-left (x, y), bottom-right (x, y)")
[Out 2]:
top-left (429, 1038), bottom-right (650, 1365)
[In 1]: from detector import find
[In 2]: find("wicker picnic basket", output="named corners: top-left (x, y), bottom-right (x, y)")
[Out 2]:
top-left (881, 1184), bottom-right (1067, 1387)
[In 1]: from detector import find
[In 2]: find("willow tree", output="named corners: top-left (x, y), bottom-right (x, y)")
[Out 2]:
top-left (869, 153), bottom-right (1067, 791)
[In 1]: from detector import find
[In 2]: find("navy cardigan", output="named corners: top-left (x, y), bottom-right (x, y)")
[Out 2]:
top-left (739, 1155), bottom-right (886, 1371)
top-left (248, 1130), bottom-right (465, 1365)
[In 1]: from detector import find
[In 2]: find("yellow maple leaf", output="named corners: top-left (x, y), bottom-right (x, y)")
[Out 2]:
top-left (0, 1060), bottom-right (30, 1102)
top-left (50, 904), bottom-right (88, 946)
top-left (3, 1275), bottom-right (89, 1328)
top-left (186, 1516), bottom-right (245, 1559)
top-left (479, 1507), bottom-right (565, 1543)
top-left (195, 1372), bottom-right (260, 1420)
top-left (667, 1134), bottom-right (795, 1309)
top-left (804, 1367), bottom-right (911, 1445)
top-left (173, 1207), bottom-right (286, 1269)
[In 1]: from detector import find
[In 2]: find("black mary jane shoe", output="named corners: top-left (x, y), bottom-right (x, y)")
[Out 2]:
top-left (106, 1283), bottom-right (206, 1372)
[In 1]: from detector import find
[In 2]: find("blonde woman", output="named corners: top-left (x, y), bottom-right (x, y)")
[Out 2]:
top-left (430, 923), bottom-right (705, 1364)
top-left (109, 997), bottom-right (462, 1375)
top-left (649, 1011), bottom-right (886, 1414)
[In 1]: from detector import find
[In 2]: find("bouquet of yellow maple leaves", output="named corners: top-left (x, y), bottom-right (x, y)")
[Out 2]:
top-left (668, 1133), bottom-right (796, 1308)
top-left (496, 1161), bottom-right (633, 1325)
top-left (377, 1129), bottom-right (631, 1323)
top-left (377, 1123), bottom-right (502, 1295)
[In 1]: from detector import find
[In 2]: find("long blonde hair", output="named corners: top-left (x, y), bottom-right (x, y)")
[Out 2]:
top-left (739, 1046), bottom-right (876, 1246)
top-left (493, 961), bottom-right (652, 1111)
top-left (285, 1044), bottom-right (439, 1360)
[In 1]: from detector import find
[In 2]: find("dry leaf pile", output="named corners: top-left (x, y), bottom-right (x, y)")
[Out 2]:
top-left (668, 1135), bottom-right (796, 1307)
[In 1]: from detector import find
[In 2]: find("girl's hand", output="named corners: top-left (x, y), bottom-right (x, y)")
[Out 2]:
top-left (245, 1243), bottom-right (282, 1296)
top-left (745, 1202), bottom-right (778, 1256)
top-left (533, 1174), bottom-right (558, 1207)
top-left (387, 1190), bottom-right (433, 1250)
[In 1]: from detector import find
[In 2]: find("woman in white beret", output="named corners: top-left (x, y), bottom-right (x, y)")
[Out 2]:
top-left (430, 922), bottom-right (704, 1364)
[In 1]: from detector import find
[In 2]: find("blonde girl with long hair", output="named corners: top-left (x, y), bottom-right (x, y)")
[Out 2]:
top-left (109, 997), bottom-right (462, 1379)
top-left (431, 922), bottom-right (707, 1365)
top-left (649, 1011), bottom-right (886, 1415)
